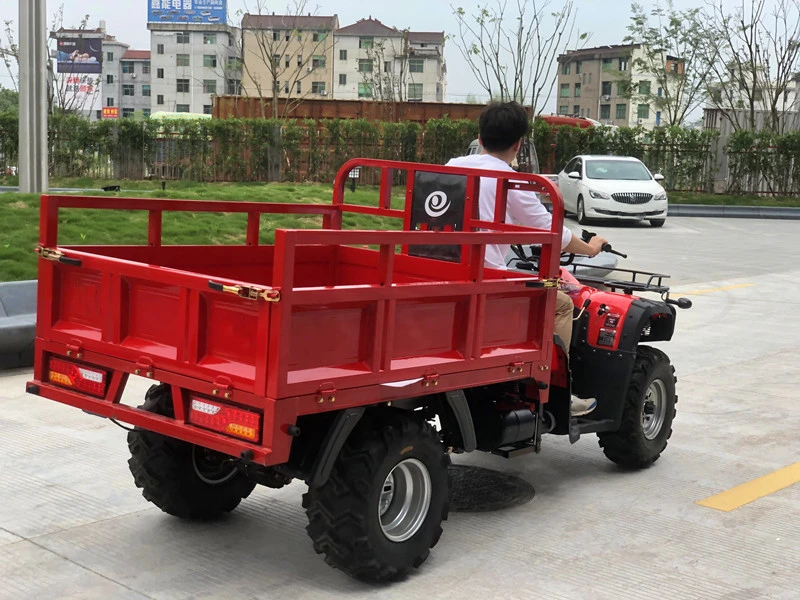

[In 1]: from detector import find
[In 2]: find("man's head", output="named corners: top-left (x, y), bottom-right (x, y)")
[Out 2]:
top-left (478, 102), bottom-right (530, 156)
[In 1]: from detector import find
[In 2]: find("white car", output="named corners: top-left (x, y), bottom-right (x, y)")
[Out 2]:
top-left (557, 155), bottom-right (668, 227)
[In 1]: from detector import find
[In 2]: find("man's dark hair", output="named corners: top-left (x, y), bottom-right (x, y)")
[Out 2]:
top-left (478, 102), bottom-right (530, 152)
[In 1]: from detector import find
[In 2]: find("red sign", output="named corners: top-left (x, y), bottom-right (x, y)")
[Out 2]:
top-left (102, 107), bottom-right (119, 119)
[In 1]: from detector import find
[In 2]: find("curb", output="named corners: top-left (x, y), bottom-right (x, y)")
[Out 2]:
top-left (668, 204), bottom-right (800, 219)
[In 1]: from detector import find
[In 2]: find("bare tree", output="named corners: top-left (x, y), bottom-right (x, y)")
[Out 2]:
top-left (451, 0), bottom-right (588, 113)
top-left (0, 20), bottom-right (18, 92)
top-left (622, 1), bottom-right (715, 127)
top-left (357, 34), bottom-right (410, 102)
top-left (240, 0), bottom-right (335, 118)
top-left (702, 0), bottom-right (800, 132)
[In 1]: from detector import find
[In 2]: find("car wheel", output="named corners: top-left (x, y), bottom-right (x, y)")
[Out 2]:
top-left (577, 196), bottom-right (589, 225)
top-left (650, 219), bottom-right (666, 228)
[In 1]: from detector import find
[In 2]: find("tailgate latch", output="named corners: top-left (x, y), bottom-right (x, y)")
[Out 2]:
top-left (208, 281), bottom-right (280, 302)
top-left (525, 278), bottom-right (560, 289)
top-left (37, 245), bottom-right (82, 267)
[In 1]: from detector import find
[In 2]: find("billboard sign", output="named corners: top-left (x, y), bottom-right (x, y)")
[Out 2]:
top-left (56, 37), bottom-right (103, 74)
top-left (102, 107), bottom-right (120, 119)
top-left (148, 0), bottom-right (227, 24)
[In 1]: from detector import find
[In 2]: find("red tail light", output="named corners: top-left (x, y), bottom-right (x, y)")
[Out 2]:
top-left (188, 398), bottom-right (261, 443)
top-left (48, 357), bottom-right (108, 397)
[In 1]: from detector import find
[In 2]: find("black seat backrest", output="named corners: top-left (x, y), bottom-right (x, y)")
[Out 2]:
top-left (408, 171), bottom-right (468, 262)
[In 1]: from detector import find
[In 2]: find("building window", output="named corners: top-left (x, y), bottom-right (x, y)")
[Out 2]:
top-left (285, 31), bottom-right (291, 41)
top-left (616, 104), bottom-right (627, 119)
top-left (560, 83), bottom-right (569, 98)
top-left (204, 55), bottom-right (217, 68)
top-left (657, 87), bottom-right (663, 98)
top-left (106, 97), bottom-right (114, 107)
top-left (617, 81), bottom-right (625, 96)
top-left (96, 110), bottom-right (102, 120)
top-left (637, 103), bottom-right (650, 119)
top-left (561, 62), bottom-right (570, 75)
top-left (142, 84), bottom-right (151, 97)
top-left (575, 61), bottom-right (582, 74)
top-left (107, 52), bottom-right (114, 62)
top-left (358, 82), bottom-right (373, 98)
top-left (656, 111), bottom-right (662, 126)
top-left (177, 32), bottom-right (190, 44)
top-left (600, 104), bottom-right (611, 119)
top-left (586, 108), bottom-right (590, 118)
top-left (177, 54), bottom-right (190, 67)
top-left (359, 36), bottom-right (374, 49)
top-left (573, 104), bottom-right (580, 114)
top-left (574, 83), bottom-right (581, 97)
top-left (339, 49), bottom-right (347, 60)
top-left (157, 94), bottom-right (164, 105)
top-left (339, 73), bottom-right (347, 85)
top-left (157, 68), bottom-right (164, 79)
top-left (297, 54), bottom-right (302, 67)
top-left (273, 54), bottom-right (280, 66)
top-left (408, 83), bottom-right (423, 100)
top-left (384, 61), bottom-right (392, 73)
top-left (177, 78), bottom-right (190, 93)
top-left (203, 34), bottom-right (216, 45)
top-left (122, 84), bottom-right (135, 96)
top-left (157, 44), bottom-right (164, 55)
top-left (203, 104), bottom-right (212, 114)
top-left (143, 109), bottom-right (151, 118)
top-left (601, 81), bottom-right (612, 96)
top-left (273, 30), bottom-right (280, 41)
top-left (284, 81), bottom-right (289, 93)
top-left (203, 79), bottom-right (217, 94)
top-left (312, 55), bottom-right (326, 68)
top-left (358, 59), bottom-right (373, 72)
top-left (176, 104), bottom-right (190, 113)
top-left (142, 61), bottom-right (150, 74)
top-left (296, 81), bottom-right (302, 93)
top-left (559, 105), bottom-right (569, 114)
top-left (122, 108), bottom-right (135, 119)
top-left (312, 81), bottom-right (326, 94)
top-left (227, 57), bottom-right (242, 70)
top-left (409, 58), bottom-right (424, 73)
top-left (619, 57), bottom-right (629, 71)
top-left (122, 62), bottom-right (134, 74)
top-left (226, 79), bottom-right (241, 94)
top-left (602, 58), bottom-right (613, 72)
top-left (313, 31), bottom-right (327, 42)
top-left (106, 74), bottom-right (114, 84)
top-left (285, 54), bottom-right (290, 68)
top-left (638, 80), bottom-right (651, 95)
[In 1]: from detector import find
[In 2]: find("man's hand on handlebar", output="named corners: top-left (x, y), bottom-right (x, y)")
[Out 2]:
top-left (563, 232), bottom-right (609, 258)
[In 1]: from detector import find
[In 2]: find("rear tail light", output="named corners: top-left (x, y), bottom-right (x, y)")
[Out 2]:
top-left (188, 398), bottom-right (261, 443)
top-left (48, 357), bottom-right (108, 397)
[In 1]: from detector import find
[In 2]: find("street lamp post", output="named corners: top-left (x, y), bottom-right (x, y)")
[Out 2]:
top-left (19, 0), bottom-right (49, 193)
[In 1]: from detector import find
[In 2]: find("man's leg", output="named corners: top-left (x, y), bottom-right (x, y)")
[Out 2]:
top-left (554, 291), bottom-right (597, 417)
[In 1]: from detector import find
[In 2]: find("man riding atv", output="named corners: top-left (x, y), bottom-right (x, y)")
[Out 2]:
top-left (447, 101), bottom-right (608, 416)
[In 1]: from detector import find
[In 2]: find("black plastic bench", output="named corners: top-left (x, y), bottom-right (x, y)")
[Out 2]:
top-left (0, 280), bottom-right (37, 369)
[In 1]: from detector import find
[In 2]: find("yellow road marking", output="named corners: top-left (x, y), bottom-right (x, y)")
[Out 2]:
top-left (697, 462), bottom-right (800, 512)
top-left (677, 283), bottom-right (755, 296)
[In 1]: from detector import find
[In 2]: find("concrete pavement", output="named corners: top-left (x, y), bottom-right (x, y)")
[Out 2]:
top-left (0, 216), bottom-right (798, 599)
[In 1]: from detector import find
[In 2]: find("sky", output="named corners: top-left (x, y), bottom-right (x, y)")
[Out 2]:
top-left (0, 0), bottom-right (756, 112)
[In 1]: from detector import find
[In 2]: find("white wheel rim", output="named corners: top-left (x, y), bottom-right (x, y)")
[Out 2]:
top-left (378, 458), bottom-right (432, 543)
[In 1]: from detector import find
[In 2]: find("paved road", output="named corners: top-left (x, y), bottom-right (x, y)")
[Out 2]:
top-left (1, 216), bottom-right (799, 599)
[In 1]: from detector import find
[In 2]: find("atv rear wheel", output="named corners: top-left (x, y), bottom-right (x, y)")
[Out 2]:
top-left (127, 384), bottom-right (256, 520)
top-left (304, 409), bottom-right (450, 583)
top-left (597, 346), bottom-right (676, 468)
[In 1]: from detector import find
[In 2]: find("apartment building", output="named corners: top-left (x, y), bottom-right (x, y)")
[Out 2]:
top-left (240, 14), bottom-right (339, 101)
top-left (332, 18), bottom-right (445, 102)
top-left (148, 23), bottom-right (242, 114)
top-left (103, 39), bottom-right (152, 119)
top-left (556, 44), bottom-right (684, 128)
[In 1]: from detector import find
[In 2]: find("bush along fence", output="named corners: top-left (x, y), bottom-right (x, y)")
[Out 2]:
top-left (0, 110), bottom-right (725, 192)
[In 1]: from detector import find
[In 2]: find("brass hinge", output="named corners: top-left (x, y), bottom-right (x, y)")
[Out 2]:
top-left (36, 245), bottom-right (82, 266)
top-left (208, 280), bottom-right (281, 302)
top-left (525, 278), bottom-right (560, 289)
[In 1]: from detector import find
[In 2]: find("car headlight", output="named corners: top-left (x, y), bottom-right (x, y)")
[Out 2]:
top-left (589, 189), bottom-right (611, 199)
top-left (654, 191), bottom-right (667, 201)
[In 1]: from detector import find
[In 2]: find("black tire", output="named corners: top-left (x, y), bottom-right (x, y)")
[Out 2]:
top-left (650, 219), bottom-right (666, 228)
top-left (127, 384), bottom-right (256, 520)
top-left (304, 409), bottom-right (450, 583)
top-left (577, 196), bottom-right (589, 224)
top-left (597, 346), bottom-right (676, 469)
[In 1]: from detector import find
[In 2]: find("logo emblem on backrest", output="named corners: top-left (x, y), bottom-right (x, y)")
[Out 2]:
top-left (424, 191), bottom-right (451, 218)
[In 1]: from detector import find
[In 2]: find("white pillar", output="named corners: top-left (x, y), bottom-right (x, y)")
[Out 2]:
top-left (19, 0), bottom-right (49, 193)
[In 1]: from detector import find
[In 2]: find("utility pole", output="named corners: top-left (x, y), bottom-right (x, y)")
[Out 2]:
top-left (19, 0), bottom-right (49, 193)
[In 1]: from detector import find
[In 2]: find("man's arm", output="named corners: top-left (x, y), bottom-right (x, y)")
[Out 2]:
top-left (563, 234), bottom-right (607, 257)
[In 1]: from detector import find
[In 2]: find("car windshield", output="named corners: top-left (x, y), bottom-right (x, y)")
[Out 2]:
top-left (585, 160), bottom-right (652, 181)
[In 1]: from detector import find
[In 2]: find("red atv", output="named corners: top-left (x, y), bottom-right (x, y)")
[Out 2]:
top-left (26, 159), bottom-right (690, 584)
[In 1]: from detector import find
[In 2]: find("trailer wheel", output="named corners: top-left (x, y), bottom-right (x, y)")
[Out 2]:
top-left (127, 384), bottom-right (256, 520)
top-left (597, 346), bottom-right (677, 468)
top-left (304, 409), bottom-right (450, 583)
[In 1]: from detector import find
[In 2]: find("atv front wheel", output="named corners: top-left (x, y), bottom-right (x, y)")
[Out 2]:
top-left (304, 409), bottom-right (450, 583)
top-left (127, 384), bottom-right (256, 519)
top-left (597, 346), bottom-right (676, 468)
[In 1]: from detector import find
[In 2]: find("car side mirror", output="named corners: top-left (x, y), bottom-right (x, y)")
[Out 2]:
top-left (654, 173), bottom-right (665, 182)
top-left (568, 171), bottom-right (581, 180)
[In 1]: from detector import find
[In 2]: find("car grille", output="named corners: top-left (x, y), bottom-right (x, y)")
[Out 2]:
top-left (612, 192), bottom-right (653, 205)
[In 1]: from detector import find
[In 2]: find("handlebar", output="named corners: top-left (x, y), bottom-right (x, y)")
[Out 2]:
top-left (581, 229), bottom-right (628, 259)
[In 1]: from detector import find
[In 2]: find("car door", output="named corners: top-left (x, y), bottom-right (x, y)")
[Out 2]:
top-left (558, 157), bottom-right (578, 212)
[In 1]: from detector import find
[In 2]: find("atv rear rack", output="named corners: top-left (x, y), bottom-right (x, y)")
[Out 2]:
top-left (571, 266), bottom-right (671, 295)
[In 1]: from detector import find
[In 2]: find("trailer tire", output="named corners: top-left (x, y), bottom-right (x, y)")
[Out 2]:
top-left (304, 409), bottom-right (450, 583)
top-left (597, 346), bottom-right (677, 469)
top-left (127, 384), bottom-right (256, 520)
